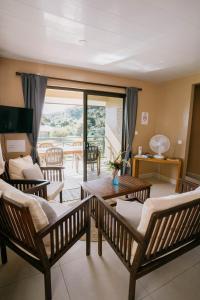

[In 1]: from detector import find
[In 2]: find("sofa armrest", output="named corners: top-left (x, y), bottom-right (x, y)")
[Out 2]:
top-left (7, 179), bottom-right (49, 200)
top-left (97, 196), bottom-right (144, 270)
top-left (40, 166), bottom-right (64, 182)
top-left (37, 195), bottom-right (91, 260)
top-left (179, 179), bottom-right (199, 193)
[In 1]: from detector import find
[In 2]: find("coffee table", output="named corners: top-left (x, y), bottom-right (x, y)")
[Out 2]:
top-left (81, 176), bottom-right (151, 224)
top-left (81, 176), bottom-right (151, 200)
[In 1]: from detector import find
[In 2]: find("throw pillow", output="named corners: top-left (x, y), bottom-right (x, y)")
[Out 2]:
top-left (23, 163), bottom-right (44, 180)
top-left (31, 195), bottom-right (57, 223)
top-left (9, 155), bottom-right (33, 179)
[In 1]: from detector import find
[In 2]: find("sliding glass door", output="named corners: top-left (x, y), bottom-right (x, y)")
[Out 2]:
top-left (38, 88), bottom-right (125, 191)
top-left (83, 91), bottom-right (125, 181)
top-left (38, 89), bottom-right (84, 198)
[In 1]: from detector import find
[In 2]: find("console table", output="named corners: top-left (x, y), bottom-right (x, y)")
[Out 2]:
top-left (132, 157), bottom-right (182, 193)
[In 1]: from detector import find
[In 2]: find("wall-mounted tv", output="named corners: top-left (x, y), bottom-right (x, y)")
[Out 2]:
top-left (0, 105), bottom-right (33, 133)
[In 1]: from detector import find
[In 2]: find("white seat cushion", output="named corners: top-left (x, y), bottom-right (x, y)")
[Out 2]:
top-left (48, 201), bottom-right (71, 217)
top-left (116, 199), bottom-right (143, 229)
top-left (9, 155), bottom-right (33, 179)
top-left (47, 182), bottom-right (64, 201)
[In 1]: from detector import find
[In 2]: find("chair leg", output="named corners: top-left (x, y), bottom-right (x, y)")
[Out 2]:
top-left (86, 219), bottom-right (91, 256)
top-left (75, 156), bottom-right (79, 173)
top-left (0, 240), bottom-right (8, 264)
top-left (59, 191), bottom-right (63, 203)
top-left (98, 229), bottom-right (102, 256)
top-left (44, 269), bottom-right (52, 300)
top-left (128, 273), bottom-right (136, 300)
top-left (97, 157), bottom-right (100, 176)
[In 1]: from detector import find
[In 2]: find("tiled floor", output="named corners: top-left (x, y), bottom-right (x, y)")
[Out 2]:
top-left (1, 178), bottom-right (200, 300)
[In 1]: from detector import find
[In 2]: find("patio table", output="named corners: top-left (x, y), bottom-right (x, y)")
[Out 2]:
top-left (38, 145), bottom-right (83, 158)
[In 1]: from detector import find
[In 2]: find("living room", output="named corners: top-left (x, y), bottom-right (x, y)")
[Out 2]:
top-left (0, 1), bottom-right (200, 300)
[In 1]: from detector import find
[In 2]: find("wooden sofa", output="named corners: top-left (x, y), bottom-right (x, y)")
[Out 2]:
top-left (97, 179), bottom-right (200, 300)
top-left (0, 180), bottom-right (92, 300)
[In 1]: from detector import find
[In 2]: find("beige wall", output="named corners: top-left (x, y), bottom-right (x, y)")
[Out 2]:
top-left (155, 74), bottom-right (200, 179)
top-left (0, 58), bottom-right (159, 174)
top-left (1, 57), bottom-right (199, 179)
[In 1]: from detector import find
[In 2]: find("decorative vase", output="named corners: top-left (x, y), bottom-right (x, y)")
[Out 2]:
top-left (112, 169), bottom-right (119, 185)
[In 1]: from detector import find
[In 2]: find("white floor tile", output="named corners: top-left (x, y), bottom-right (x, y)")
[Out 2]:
top-left (150, 264), bottom-right (200, 300)
top-left (0, 266), bottom-right (69, 300)
top-left (61, 250), bottom-right (148, 300)
top-left (0, 248), bottom-right (59, 289)
top-left (146, 178), bottom-right (176, 197)
top-left (150, 280), bottom-right (183, 300)
top-left (140, 248), bottom-right (200, 294)
top-left (0, 249), bottom-right (39, 288)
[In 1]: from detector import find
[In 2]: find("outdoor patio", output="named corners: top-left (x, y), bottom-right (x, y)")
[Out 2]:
top-left (62, 156), bottom-right (111, 202)
top-left (39, 150), bottom-right (111, 202)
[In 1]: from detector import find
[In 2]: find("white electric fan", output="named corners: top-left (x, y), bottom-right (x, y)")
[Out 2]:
top-left (149, 134), bottom-right (170, 159)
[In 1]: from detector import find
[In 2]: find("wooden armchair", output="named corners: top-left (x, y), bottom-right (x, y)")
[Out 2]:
top-left (0, 190), bottom-right (92, 300)
top-left (6, 178), bottom-right (49, 199)
top-left (5, 160), bottom-right (65, 203)
top-left (97, 180), bottom-right (200, 300)
top-left (87, 145), bottom-right (100, 176)
top-left (1, 170), bottom-right (50, 199)
top-left (40, 166), bottom-right (64, 203)
top-left (45, 147), bottom-right (64, 166)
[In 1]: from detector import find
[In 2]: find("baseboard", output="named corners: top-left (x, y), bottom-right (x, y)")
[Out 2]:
top-left (156, 174), bottom-right (176, 185)
top-left (139, 173), bottom-right (156, 179)
top-left (139, 172), bottom-right (176, 185)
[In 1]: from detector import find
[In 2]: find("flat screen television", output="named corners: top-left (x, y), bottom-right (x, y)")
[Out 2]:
top-left (0, 105), bottom-right (33, 133)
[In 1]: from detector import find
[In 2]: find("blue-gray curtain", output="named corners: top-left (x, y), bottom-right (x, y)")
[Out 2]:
top-left (20, 73), bottom-right (47, 163)
top-left (122, 87), bottom-right (138, 175)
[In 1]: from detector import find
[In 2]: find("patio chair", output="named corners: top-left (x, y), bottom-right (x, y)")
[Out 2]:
top-left (0, 179), bottom-right (91, 300)
top-left (74, 144), bottom-right (101, 175)
top-left (45, 147), bottom-right (64, 167)
top-left (72, 140), bottom-right (83, 170)
top-left (87, 145), bottom-right (100, 176)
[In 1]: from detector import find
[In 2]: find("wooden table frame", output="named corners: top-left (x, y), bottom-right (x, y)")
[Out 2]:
top-left (81, 176), bottom-right (151, 225)
top-left (132, 157), bottom-right (182, 193)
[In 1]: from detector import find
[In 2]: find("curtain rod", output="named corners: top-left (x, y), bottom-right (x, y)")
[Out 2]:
top-left (16, 72), bottom-right (142, 91)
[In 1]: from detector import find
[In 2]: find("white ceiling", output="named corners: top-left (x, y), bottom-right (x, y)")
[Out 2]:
top-left (0, 0), bottom-right (200, 82)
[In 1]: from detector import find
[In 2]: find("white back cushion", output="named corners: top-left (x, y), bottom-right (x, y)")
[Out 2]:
top-left (23, 163), bottom-right (44, 180)
top-left (138, 190), bottom-right (200, 236)
top-left (116, 199), bottom-right (143, 229)
top-left (0, 178), bottom-right (23, 194)
top-left (31, 195), bottom-right (57, 223)
top-left (9, 155), bottom-right (33, 179)
top-left (0, 179), bottom-right (49, 232)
